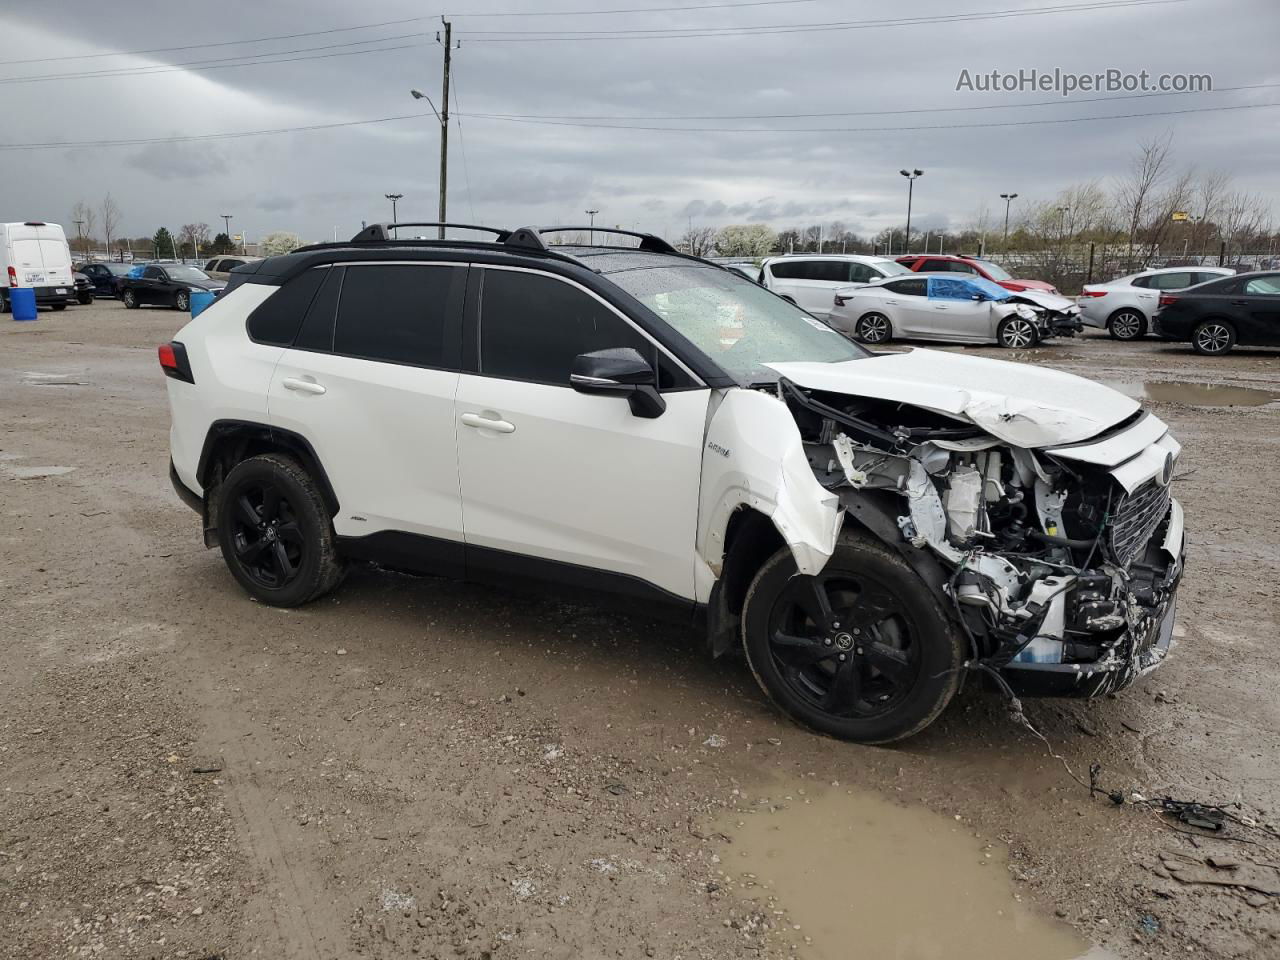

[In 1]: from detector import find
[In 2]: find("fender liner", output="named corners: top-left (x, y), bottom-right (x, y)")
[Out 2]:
top-left (837, 487), bottom-right (950, 600)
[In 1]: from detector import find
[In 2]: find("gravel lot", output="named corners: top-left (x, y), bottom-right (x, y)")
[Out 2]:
top-left (2, 299), bottom-right (1278, 959)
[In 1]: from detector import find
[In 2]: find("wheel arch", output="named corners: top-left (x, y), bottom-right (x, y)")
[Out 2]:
top-left (197, 420), bottom-right (340, 535)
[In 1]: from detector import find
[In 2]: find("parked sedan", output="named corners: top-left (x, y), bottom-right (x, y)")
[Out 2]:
top-left (896, 254), bottom-right (1059, 295)
top-left (1078, 266), bottom-right (1234, 340)
top-left (120, 264), bottom-right (224, 311)
top-left (1153, 271), bottom-right (1280, 355)
top-left (829, 274), bottom-right (1051, 348)
top-left (75, 261), bottom-right (134, 298)
top-left (73, 271), bottom-right (94, 304)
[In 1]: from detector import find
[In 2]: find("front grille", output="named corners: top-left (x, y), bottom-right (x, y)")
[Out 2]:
top-left (1110, 480), bottom-right (1171, 567)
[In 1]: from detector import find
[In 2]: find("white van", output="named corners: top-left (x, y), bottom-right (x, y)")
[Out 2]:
top-left (761, 254), bottom-right (912, 318)
top-left (1, 221), bottom-right (76, 313)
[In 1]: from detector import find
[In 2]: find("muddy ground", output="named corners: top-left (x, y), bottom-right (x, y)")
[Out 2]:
top-left (2, 300), bottom-right (1278, 960)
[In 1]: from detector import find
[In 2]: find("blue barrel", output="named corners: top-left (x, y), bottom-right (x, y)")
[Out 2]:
top-left (10, 288), bottom-right (37, 321)
top-left (189, 289), bottom-right (216, 318)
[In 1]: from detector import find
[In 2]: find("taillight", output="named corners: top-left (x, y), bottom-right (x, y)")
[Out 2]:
top-left (834, 294), bottom-right (849, 307)
top-left (1158, 294), bottom-right (1179, 308)
top-left (6, 266), bottom-right (15, 287)
top-left (158, 341), bottom-right (194, 383)
top-left (1080, 290), bottom-right (1108, 298)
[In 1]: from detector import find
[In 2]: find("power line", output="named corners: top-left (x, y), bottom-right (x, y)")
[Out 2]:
top-left (463, 81), bottom-right (1279, 122)
top-left (0, 0), bottom-right (824, 67)
top-left (462, 0), bottom-right (1191, 40)
top-left (2, 99), bottom-right (1274, 153)
top-left (459, 100), bottom-right (1280, 132)
top-left (451, 73), bottom-right (479, 224)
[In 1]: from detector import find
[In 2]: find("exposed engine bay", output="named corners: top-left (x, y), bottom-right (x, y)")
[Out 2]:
top-left (777, 377), bottom-right (1184, 696)
top-left (1003, 291), bottom-right (1085, 339)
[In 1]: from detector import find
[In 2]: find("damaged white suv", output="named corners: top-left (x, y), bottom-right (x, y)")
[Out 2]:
top-left (163, 224), bottom-right (1185, 743)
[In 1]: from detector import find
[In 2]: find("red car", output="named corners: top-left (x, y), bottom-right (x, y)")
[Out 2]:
top-left (896, 254), bottom-right (1059, 295)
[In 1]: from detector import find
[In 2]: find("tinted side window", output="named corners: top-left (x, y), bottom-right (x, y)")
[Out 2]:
top-left (769, 260), bottom-right (800, 280)
top-left (1149, 272), bottom-right (1193, 290)
top-left (294, 266), bottom-right (342, 352)
top-left (480, 270), bottom-right (654, 386)
top-left (849, 263), bottom-right (877, 283)
top-left (332, 264), bottom-right (459, 367)
top-left (921, 259), bottom-right (952, 272)
top-left (204, 260), bottom-right (219, 272)
top-left (143, 266), bottom-right (163, 279)
top-left (884, 277), bottom-right (928, 297)
top-left (1130, 275), bottom-right (1152, 288)
top-left (247, 266), bottom-right (328, 346)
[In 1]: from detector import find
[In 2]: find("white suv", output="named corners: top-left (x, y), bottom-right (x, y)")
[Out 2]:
top-left (760, 254), bottom-right (911, 317)
top-left (163, 223), bottom-right (1187, 743)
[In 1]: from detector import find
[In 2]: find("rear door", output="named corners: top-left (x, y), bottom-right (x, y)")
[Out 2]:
top-left (37, 226), bottom-right (73, 291)
top-left (1128, 273), bottom-right (1161, 316)
top-left (878, 276), bottom-right (931, 336)
top-left (454, 266), bottom-right (709, 600)
top-left (267, 261), bottom-right (467, 550)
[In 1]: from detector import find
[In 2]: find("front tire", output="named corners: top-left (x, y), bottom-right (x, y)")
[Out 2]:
top-left (121, 289), bottom-right (139, 309)
top-left (741, 532), bottom-right (964, 743)
top-left (51, 303), bottom-right (67, 311)
top-left (174, 289), bottom-right (190, 311)
top-left (997, 315), bottom-right (1039, 349)
top-left (1191, 319), bottom-right (1235, 355)
top-left (1107, 309), bottom-right (1146, 340)
top-left (854, 312), bottom-right (891, 344)
top-left (215, 453), bottom-right (345, 607)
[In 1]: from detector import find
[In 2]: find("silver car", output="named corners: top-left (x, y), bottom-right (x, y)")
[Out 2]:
top-left (828, 274), bottom-right (1067, 348)
top-left (1078, 266), bottom-right (1234, 340)
top-left (202, 255), bottom-right (262, 282)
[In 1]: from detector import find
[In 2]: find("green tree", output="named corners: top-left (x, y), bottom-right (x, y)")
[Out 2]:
top-left (152, 227), bottom-right (176, 260)
top-left (211, 232), bottom-right (234, 255)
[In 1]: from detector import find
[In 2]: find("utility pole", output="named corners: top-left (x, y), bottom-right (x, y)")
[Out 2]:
top-left (999, 193), bottom-right (1018, 254)
top-left (385, 193), bottom-right (403, 236)
top-left (221, 214), bottom-right (232, 253)
top-left (899, 169), bottom-right (923, 254)
top-left (73, 219), bottom-right (85, 259)
top-left (438, 20), bottom-right (453, 239)
top-left (585, 208), bottom-right (599, 245)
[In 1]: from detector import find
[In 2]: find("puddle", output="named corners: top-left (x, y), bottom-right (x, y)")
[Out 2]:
top-left (1102, 380), bottom-right (1278, 406)
top-left (7, 465), bottom-right (75, 479)
top-left (714, 785), bottom-right (1109, 960)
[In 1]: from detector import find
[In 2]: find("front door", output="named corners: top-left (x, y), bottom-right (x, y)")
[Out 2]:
top-left (455, 266), bottom-right (709, 601)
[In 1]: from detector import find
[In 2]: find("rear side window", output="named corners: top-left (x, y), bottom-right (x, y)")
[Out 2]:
top-left (768, 260), bottom-right (801, 280)
top-left (884, 277), bottom-right (928, 297)
top-left (247, 267), bottom-right (329, 346)
top-left (294, 266), bottom-right (342, 352)
top-left (849, 263), bottom-right (878, 283)
top-left (480, 270), bottom-right (655, 386)
top-left (1148, 272), bottom-right (1193, 290)
top-left (332, 264), bottom-right (460, 367)
top-left (204, 259), bottom-right (219, 271)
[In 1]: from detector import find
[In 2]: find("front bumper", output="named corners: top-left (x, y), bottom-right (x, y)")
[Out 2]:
top-left (32, 285), bottom-right (77, 305)
top-left (1001, 501), bottom-right (1185, 698)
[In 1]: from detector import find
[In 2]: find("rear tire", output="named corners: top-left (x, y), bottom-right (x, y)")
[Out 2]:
top-left (1107, 309), bottom-right (1146, 340)
top-left (51, 304), bottom-right (66, 312)
top-left (741, 532), bottom-right (964, 744)
top-left (1191, 319), bottom-right (1235, 356)
top-left (997, 315), bottom-right (1039, 349)
top-left (215, 453), bottom-right (345, 607)
top-left (854, 312), bottom-right (892, 344)
top-left (121, 289), bottom-right (139, 309)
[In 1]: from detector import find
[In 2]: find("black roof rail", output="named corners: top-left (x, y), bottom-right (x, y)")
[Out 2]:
top-left (350, 222), bottom-right (511, 242)
top-left (535, 226), bottom-right (678, 255)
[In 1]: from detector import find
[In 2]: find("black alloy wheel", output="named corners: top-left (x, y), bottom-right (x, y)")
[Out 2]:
top-left (742, 533), bottom-right (964, 743)
top-left (766, 571), bottom-right (920, 720)
top-left (227, 481), bottom-right (306, 591)
top-left (216, 453), bottom-right (345, 606)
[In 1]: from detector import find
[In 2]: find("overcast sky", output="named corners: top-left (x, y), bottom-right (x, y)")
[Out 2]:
top-left (1, 0), bottom-right (1277, 245)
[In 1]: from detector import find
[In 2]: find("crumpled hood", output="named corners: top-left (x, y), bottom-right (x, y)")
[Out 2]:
top-left (764, 348), bottom-right (1140, 448)
top-left (1002, 288), bottom-right (1078, 312)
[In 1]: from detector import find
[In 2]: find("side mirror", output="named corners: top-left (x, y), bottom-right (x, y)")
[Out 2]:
top-left (971, 292), bottom-right (986, 301)
top-left (570, 347), bottom-right (666, 419)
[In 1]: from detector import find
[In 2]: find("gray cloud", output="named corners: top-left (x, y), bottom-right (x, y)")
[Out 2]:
top-left (2, 0), bottom-right (1277, 244)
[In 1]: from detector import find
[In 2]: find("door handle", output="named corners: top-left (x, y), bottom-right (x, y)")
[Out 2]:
top-left (1230, 299), bottom-right (1248, 305)
top-left (282, 377), bottom-right (326, 395)
top-left (461, 412), bottom-right (515, 434)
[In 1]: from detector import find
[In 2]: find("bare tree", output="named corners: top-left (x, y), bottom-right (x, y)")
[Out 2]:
top-left (1218, 191), bottom-right (1273, 260)
top-left (679, 225), bottom-right (717, 257)
top-left (100, 194), bottom-right (122, 261)
top-left (70, 201), bottom-right (97, 258)
top-left (178, 223), bottom-right (211, 259)
top-left (1114, 132), bottom-right (1176, 264)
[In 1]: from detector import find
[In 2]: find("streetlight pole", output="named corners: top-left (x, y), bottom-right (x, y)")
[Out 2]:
top-left (385, 193), bottom-right (403, 236)
top-left (585, 208), bottom-right (599, 245)
top-left (73, 219), bottom-right (85, 260)
top-left (221, 214), bottom-right (232, 253)
top-left (899, 168), bottom-right (923, 254)
top-left (999, 193), bottom-right (1018, 254)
